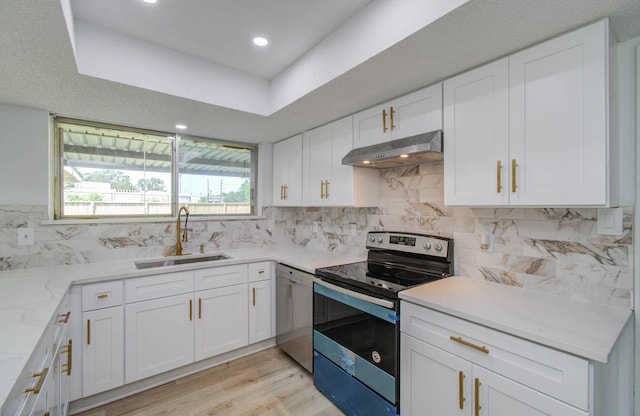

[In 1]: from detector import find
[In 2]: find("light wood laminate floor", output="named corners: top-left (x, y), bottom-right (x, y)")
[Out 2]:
top-left (74, 348), bottom-right (343, 416)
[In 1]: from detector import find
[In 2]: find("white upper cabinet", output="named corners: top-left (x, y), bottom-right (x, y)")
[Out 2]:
top-left (303, 116), bottom-right (379, 207)
top-left (508, 20), bottom-right (609, 206)
top-left (444, 58), bottom-right (510, 206)
top-left (353, 83), bottom-right (443, 148)
top-left (444, 19), bottom-right (612, 207)
top-left (273, 135), bottom-right (303, 206)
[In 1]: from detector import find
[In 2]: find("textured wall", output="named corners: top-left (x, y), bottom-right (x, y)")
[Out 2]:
top-left (0, 162), bottom-right (633, 308)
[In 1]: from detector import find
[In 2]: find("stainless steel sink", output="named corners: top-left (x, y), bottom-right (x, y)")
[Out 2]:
top-left (134, 254), bottom-right (231, 269)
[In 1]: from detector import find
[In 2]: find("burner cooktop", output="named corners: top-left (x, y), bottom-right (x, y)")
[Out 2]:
top-left (315, 232), bottom-right (453, 299)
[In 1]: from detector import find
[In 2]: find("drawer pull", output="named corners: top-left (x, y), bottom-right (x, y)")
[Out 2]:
top-left (198, 298), bottom-right (202, 319)
top-left (474, 378), bottom-right (481, 416)
top-left (458, 371), bottom-right (465, 409)
top-left (58, 311), bottom-right (71, 324)
top-left (96, 294), bottom-right (109, 299)
top-left (252, 288), bottom-right (256, 306)
top-left (189, 299), bottom-right (193, 321)
top-left (450, 336), bottom-right (490, 354)
top-left (62, 340), bottom-right (73, 376)
top-left (25, 367), bottom-right (49, 395)
top-left (257, 269), bottom-right (265, 274)
top-left (87, 319), bottom-right (91, 345)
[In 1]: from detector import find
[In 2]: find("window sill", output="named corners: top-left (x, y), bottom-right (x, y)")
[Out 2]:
top-left (40, 215), bottom-right (265, 226)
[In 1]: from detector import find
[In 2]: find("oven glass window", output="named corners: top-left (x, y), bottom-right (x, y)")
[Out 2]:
top-left (313, 288), bottom-right (398, 377)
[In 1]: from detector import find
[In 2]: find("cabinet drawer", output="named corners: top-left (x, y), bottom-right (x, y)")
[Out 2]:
top-left (125, 271), bottom-right (194, 303)
top-left (194, 264), bottom-right (247, 290)
top-left (82, 281), bottom-right (124, 311)
top-left (401, 301), bottom-right (590, 410)
top-left (248, 261), bottom-right (271, 282)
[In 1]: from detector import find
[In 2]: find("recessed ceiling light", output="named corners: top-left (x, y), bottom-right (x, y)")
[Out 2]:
top-left (143, 0), bottom-right (157, 4)
top-left (175, 124), bottom-right (187, 130)
top-left (399, 154), bottom-right (409, 158)
top-left (362, 160), bottom-right (371, 164)
top-left (253, 37), bottom-right (268, 47)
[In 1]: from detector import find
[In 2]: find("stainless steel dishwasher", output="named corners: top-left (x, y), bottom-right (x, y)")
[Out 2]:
top-left (276, 263), bottom-right (314, 373)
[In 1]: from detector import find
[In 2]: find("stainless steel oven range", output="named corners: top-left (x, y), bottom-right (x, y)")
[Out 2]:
top-left (313, 231), bottom-right (453, 416)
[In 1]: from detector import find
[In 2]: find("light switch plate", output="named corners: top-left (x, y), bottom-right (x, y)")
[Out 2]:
top-left (18, 227), bottom-right (35, 246)
top-left (596, 208), bottom-right (623, 236)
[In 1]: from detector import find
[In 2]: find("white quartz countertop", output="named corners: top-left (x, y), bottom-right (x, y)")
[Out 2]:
top-left (0, 246), bottom-right (363, 414)
top-left (399, 276), bottom-right (632, 363)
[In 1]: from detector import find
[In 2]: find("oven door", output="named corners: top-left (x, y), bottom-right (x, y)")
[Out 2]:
top-left (313, 279), bottom-right (399, 414)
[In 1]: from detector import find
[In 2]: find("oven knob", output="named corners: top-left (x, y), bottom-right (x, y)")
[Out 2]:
top-left (377, 236), bottom-right (383, 243)
top-left (369, 235), bottom-right (376, 243)
top-left (434, 243), bottom-right (443, 252)
top-left (423, 242), bottom-right (431, 250)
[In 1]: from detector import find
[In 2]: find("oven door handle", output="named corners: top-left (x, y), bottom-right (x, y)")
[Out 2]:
top-left (314, 279), bottom-right (395, 309)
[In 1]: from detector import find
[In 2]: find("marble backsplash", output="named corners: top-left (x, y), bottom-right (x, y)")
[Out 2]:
top-left (0, 162), bottom-right (634, 308)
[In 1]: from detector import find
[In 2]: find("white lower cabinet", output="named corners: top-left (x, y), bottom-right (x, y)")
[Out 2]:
top-left (401, 334), bottom-right (586, 416)
top-left (11, 295), bottom-right (72, 416)
top-left (400, 301), bottom-right (591, 416)
top-left (125, 293), bottom-right (195, 383)
top-left (195, 285), bottom-right (248, 361)
top-left (81, 281), bottom-right (125, 396)
top-left (248, 279), bottom-right (271, 344)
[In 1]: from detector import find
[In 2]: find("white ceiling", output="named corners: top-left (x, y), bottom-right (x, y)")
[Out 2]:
top-left (1, 0), bottom-right (640, 144)
top-left (70, 0), bottom-right (371, 80)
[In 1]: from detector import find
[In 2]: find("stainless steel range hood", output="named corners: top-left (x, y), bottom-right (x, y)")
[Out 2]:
top-left (342, 130), bottom-right (443, 168)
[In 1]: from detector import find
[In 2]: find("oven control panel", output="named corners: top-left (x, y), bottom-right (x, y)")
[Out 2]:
top-left (366, 232), bottom-right (450, 258)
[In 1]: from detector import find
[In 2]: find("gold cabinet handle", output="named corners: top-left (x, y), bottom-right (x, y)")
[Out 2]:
top-left (474, 378), bottom-right (481, 416)
top-left (511, 159), bottom-right (517, 193)
top-left (496, 160), bottom-right (502, 193)
top-left (450, 336), bottom-right (490, 354)
top-left (320, 180), bottom-right (325, 198)
top-left (198, 298), bottom-right (202, 319)
top-left (458, 371), bottom-right (465, 409)
top-left (96, 294), bottom-right (109, 299)
top-left (279, 185), bottom-right (283, 200)
top-left (25, 367), bottom-right (49, 394)
top-left (189, 299), bottom-right (193, 321)
top-left (382, 109), bottom-right (388, 132)
top-left (87, 319), bottom-right (91, 345)
top-left (58, 311), bottom-right (71, 323)
top-left (283, 184), bottom-right (288, 200)
top-left (390, 106), bottom-right (395, 130)
top-left (257, 269), bottom-right (265, 274)
top-left (458, 371), bottom-right (464, 409)
top-left (252, 288), bottom-right (256, 306)
top-left (325, 180), bottom-right (330, 198)
top-left (62, 339), bottom-right (72, 376)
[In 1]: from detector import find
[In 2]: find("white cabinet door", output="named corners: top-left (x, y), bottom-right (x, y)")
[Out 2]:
top-left (401, 333), bottom-right (472, 416)
top-left (82, 306), bottom-right (124, 396)
top-left (509, 19), bottom-right (608, 206)
top-left (444, 58), bottom-right (510, 206)
top-left (125, 294), bottom-right (194, 383)
top-left (273, 135), bottom-right (303, 206)
top-left (304, 116), bottom-right (378, 207)
top-left (391, 83), bottom-right (442, 140)
top-left (475, 367), bottom-right (588, 416)
top-left (353, 83), bottom-right (443, 149)
top-left (353, 103), bottom-right (389, 148)
top-left (304, 124), bottom-right (333, 206)
top-left (249, 280), bottom-right (272, 344)
top-left (195, 285), bottom-right (248, 361)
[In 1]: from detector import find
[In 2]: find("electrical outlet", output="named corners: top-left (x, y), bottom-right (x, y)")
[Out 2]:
top-left (18, 228), bottom-right (35, 246)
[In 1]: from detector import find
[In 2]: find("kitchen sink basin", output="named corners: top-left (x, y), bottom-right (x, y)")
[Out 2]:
top-left (134, 254), bottom-right (231, 269)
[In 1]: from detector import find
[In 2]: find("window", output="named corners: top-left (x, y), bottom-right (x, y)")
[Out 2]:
top-left (54, 118), bottom-right (257, 219)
